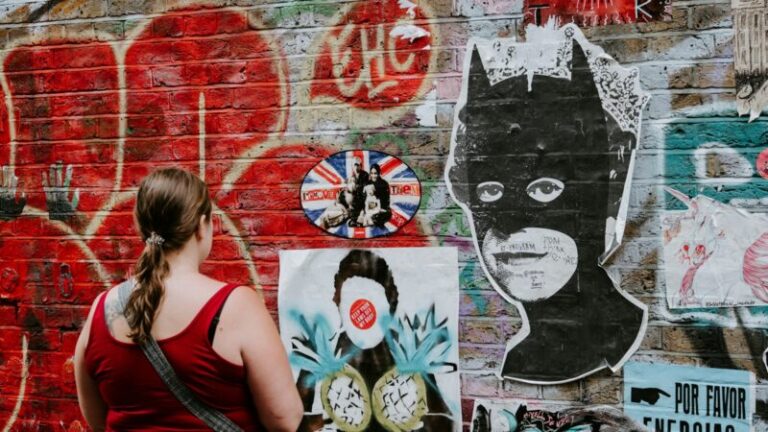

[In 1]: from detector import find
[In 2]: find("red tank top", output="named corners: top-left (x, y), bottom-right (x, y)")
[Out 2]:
top-left (84, 283), bottom-right (263, 431)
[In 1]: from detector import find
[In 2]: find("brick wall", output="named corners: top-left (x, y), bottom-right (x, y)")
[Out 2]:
top-left (0, 0), bottom-right (765, 430)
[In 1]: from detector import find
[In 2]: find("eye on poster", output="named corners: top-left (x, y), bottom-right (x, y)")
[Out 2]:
top-left (278, 247), bottom-right (461, 431)
top-left (623, 362), bottom-right (755, 432)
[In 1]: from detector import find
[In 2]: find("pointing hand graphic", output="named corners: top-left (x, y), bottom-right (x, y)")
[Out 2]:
top-left (631, 387), bottom-right (671, 405)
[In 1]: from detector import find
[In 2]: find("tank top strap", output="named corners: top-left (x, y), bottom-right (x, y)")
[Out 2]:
top-left (190, 283), bottom-right (241, 337)
top-left (89, 290), bottom-right (110, 342)
top-left (84, 290), bottom-right (114, 376)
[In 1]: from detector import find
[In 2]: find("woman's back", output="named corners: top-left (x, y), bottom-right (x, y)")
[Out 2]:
top-left (74, 168), bottom-right (302, 432)
top-left (84, 279), bottom-right (261, 431)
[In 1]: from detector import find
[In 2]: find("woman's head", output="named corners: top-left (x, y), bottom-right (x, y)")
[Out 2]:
top-left (134, 168), bottom-right (213, 257)
top-left (370, 164), bottom-right (381, 182)
top-left (125, 168), bottom-right (212, 344)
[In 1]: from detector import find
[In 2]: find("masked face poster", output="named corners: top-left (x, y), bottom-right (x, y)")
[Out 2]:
top-left (278, 247), bottom-right (461, 432)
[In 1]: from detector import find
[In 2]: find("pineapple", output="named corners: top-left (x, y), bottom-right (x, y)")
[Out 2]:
top-left (289, 314), bottom-right (372, 431)
top-left (320, 366), bottom-right (371, 431)
top-left (372, 306), bottom-right (454, 432)
top-left (372, 368), bottom-right (428, 431)
top-left (289, 308), bottom-right (455, 432)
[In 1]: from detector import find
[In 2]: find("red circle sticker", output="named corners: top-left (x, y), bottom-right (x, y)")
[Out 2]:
top-left (349, 299), bottom-right (377, 330)
top-left (757, 148), bottom-right (768, 180)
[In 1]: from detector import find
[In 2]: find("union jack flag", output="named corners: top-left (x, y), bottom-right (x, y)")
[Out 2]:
top-left (301, 150), bottom-right (421, 239)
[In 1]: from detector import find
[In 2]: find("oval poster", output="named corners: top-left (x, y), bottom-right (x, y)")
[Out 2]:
top-left (300, 150), bottom-right (421, 239)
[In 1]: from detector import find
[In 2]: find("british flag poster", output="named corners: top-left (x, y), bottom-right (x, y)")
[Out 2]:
top-left (301, 150), bottom-right (421, 239)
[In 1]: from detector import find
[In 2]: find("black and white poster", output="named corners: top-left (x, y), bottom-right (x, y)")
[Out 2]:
top-left (734, 0), bottom-right (768, 121)
top-left (445, 23), bottom-right (650, 384)
top-left (278, 248), bottom-right (461, 431)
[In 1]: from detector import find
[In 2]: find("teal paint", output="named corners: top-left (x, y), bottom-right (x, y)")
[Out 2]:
top-left (664, 117), bottom-right (768, 210)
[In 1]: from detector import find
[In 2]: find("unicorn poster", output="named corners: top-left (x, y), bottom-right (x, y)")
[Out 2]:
top-left (278, 247), bottom-right (461, 431)
top-left (663, 188), bottom-right (768, 308)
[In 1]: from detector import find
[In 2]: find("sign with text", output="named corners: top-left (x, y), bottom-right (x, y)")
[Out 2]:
top-left (624, 362), bottom-right (755, 432)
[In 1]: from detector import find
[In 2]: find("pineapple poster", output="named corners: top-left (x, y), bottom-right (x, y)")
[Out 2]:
top-left (278, 247), bottom-right (461, 431)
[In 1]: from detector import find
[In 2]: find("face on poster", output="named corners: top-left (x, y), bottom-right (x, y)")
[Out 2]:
top-left (444, 22), bottom-right (649, 384)
top-left (278, 247), bottom-right (461, 432)
top-left (624, 362), bottom-right (755, 432)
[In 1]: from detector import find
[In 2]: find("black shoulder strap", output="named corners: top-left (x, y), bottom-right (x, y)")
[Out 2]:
top-left (116, 280), bottom-right (243, 432)
top-left (209, 301), bottom-right (227, 344)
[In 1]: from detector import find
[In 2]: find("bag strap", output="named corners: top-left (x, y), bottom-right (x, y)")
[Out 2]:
top-left (116, 280), bottom-right (243, 432)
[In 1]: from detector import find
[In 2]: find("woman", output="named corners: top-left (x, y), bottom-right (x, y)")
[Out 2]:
top-left (73, 168), bottom-right (302, 431)
top-left (367, 164), bottom-right (391, 227)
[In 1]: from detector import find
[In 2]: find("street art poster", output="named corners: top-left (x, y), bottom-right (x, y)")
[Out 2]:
top-left (471, 399), bottom-right (647, 432)
top-left (524, 0), bottom-right (671, 27)
top-left (445, 22), bottom-right (650, 384)
top-left (624, 362), bottom-right (755, 432)
top-left (278, 248), bottom-right (461, 431)
top-left (734, 0), bottom-right (768, 121)
top-left (663, 188), bottom-right (768, 308)
top-left (301, 150), bottom-right (421, 239)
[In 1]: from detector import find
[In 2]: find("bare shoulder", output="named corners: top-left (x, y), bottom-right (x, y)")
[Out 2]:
top-left (226, 285), bottom-right (267, 315)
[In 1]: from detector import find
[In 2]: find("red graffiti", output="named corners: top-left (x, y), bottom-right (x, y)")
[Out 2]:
top-left (0, 85), bottom-right (10, 166)
top-left (123, 9), bottom-right (289, 187)
top-left (0, 217), bottom-right (104, 304)
top-left (525, 0), bottom-right (671, 27)
top-left (4, 41), bottom-right (120, 215)
top-left (310, 1), bottom-right (432, 109)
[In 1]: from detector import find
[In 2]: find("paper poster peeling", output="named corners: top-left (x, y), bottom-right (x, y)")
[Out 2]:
top-left (471, 399), bottom-right (647, 432)
top-left (524, 0), bottom-right (671, 27)
top-left (445, 23), bottom-right (649, 384)
top-left (301, 150), bottom-right (421, 239)
top-left (278, 248), bottom-right (461, 431)
top-left (624, 362), bottom-right (755, 432)
top-left (734, 0), bottom-right (768, 121)
top-left (415, 89), bottom-right (438, 127)
top-left (764, 347), bottom-right (767, 373)
top-left (663, 188), bottom-right (768, 308)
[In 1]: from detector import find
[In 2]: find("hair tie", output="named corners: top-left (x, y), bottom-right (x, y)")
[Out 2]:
top-left (145, 232), bottom-right (165, 246)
